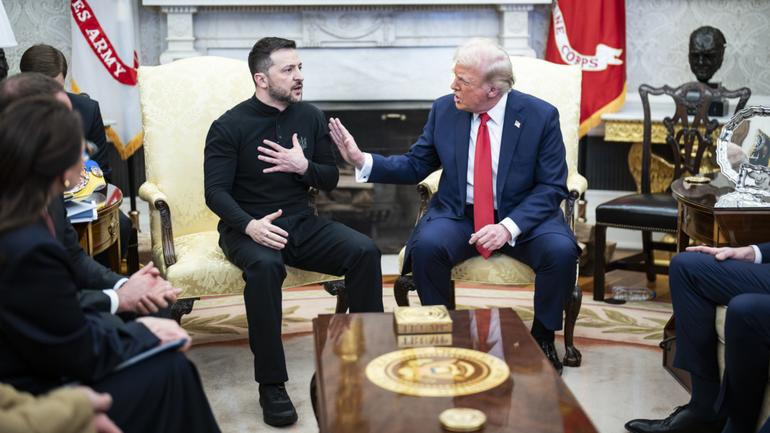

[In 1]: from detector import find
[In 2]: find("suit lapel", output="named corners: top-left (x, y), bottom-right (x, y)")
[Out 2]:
top-left (497, 91), bottom-right (525, 201)
top-left (455, 109), bottom-right (472, 205)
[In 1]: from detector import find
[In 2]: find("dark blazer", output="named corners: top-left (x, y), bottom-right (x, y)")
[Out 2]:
top-left (67, 92), bottom-right (109, 170)
top-left (760, 242), bottom-right (770, 263)
top-left (48, 197), bottom-right (122, 312)
top-left (0, 222), bottom-right (158, 394)
top-left (369, 91), bottom-right (574, 268)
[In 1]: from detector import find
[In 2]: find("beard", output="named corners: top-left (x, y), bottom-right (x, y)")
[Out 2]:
top-left (267, 80), bottom-right (303, 105)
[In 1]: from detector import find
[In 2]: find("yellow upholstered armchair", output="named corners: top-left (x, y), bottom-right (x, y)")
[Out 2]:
top-left (394, 56), bottom-right (587, 367)
top-left (137, 56), bottom-right (344, 321)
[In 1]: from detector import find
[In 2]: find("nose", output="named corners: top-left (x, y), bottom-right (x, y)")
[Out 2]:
top-left (295, 69), bottom-right (304, 81)
top-left (450, 77), bottom-right (460, 91)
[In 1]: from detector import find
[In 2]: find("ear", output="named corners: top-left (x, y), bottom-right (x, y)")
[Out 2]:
top-left (487, 86), bottom-right (500, 99)
top-left (253, 72), bottom-right (268, 89)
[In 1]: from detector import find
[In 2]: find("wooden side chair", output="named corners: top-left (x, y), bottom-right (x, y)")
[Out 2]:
top-left (393, 56), bottom-right (587, 367)
top-left (593, 82), bottom-right (750, 301)
top-left (137, 56), bottom-right (347, 322)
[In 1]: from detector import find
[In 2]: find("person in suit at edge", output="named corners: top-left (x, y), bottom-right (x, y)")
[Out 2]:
top-left (0, 72), bottom-right (178, 319)
top-left (330, 38), bottom-right (580, 375)
top-left (625, 244), bottom-right (770, 433)
top-left (204, 36), bottom-right (384, 427)
top-left (20, 43), bottom-right (131, 263)
top-left (0, 97), bottom-right (221, 433)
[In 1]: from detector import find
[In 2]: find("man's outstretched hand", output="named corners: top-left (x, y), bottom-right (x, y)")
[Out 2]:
top-left (328, 117), bottom-right (365, 169)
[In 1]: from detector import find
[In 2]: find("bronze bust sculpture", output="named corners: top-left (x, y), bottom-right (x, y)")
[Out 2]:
top-left (689, 26), bottom-right (726, 83)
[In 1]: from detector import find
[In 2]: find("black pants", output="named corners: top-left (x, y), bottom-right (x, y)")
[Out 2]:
top-left (90, 351), bottom-right (220, 433)
top-left (219, 213), bottom-right (383, 384)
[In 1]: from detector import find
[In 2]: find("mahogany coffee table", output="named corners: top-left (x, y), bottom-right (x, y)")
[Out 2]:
top-left (312, 307), bottom-right (597, 433)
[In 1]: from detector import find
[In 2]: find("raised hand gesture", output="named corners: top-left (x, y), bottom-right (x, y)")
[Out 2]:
top-left (328, 117), bottom-right (365, 169)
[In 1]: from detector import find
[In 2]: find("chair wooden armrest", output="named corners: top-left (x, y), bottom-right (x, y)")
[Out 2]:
top-left (138, 182), bottom-right (176, 267)
top-left (415, 170), bottom-right (442, 224)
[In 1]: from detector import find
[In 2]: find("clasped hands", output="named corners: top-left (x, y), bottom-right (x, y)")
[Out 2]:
top-left (117, 262), bottom-right (181, 315)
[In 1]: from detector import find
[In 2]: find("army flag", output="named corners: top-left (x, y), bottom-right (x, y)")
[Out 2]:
top-left (70, 0), bottom-right (142, 159)
top-left (545, 0), bottom-right (626, 137)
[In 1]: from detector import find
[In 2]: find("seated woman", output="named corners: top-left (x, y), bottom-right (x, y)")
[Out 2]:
top-left (0, 97), bottom-right (220, 433)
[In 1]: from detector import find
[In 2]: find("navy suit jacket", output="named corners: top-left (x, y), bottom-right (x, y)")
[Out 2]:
top-left (369, 91), bottom-right (574, 270)
top-left (67, 92), bottom-right (109, 171)
top-left (0, 222), bottom-right (158, 394)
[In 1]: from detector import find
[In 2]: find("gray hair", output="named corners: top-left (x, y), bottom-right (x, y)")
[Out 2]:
top-left (453, 38), bottom-right (514, 93)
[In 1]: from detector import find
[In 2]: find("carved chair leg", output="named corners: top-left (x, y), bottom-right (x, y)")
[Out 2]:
top-left (394, 275), bottom-right (415, 307)
top-left (323, 280), bottom-right (348, 314)
top-left (563, 283), bottom-right (583, 367)
top-left (642, 230), bottom-right (657, 282)
top-left (594, 224), bottom-right (608, 301)
top-left (170, 298), bottom-right (198, 324)
top-left (448, 280), bottom-right (456, 310)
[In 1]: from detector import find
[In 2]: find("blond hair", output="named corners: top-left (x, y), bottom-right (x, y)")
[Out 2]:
top-left (453, 38), bottom-right (514, 92)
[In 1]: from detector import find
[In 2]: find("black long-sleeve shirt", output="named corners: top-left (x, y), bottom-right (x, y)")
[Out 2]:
top-left (204, 96), bottom-right (339, 233)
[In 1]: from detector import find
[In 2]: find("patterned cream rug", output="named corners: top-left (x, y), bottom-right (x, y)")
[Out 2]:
top-left (181, 284), bottom-right (672, 347)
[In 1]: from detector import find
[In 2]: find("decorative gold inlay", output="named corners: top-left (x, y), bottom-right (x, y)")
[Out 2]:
top-left (439, 408), bottom-right (487, 432)
top-left (365, 347), bottom-right (510, 397)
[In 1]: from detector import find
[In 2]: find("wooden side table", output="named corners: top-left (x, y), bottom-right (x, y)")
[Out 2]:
top-left (73, 185), bottom-right (123, 272)
top-left (671, 177), bottom-right (770, 251)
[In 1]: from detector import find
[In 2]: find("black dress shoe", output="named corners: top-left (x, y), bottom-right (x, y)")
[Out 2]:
top-left (624, 404), bottom-right (726, 433)
top-left (258, 384), bottom-right (298, 427)
top-left (536, 339), bottom-right (563, 375)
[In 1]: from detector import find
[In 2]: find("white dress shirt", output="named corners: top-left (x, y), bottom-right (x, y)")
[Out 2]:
top-left (357, 92), bottom-right (522, 246)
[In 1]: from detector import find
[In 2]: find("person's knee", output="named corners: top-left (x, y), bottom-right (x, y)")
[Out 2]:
top-left (726, 293), bottom-right (765, 326)
top-left (538, 235), bottom-right (578, 270)
top-left (356, 236), bottom-right (381, 261)
top-left (244, 253), bottom-right (285, 279)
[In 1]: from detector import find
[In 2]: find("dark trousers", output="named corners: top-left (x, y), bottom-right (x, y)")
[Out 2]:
top-left (669, 252), bottom-right (770, 432)
top-left (722, 294), bottom-right (770, 433)
top-left (91, 351), bottom-right (220, 433)
top-left (670, 252), bottom-right (770, 380)
top-left (408, 208), bottom-right (579, 331)
top-left (219, 214), bottom-right (383, 384)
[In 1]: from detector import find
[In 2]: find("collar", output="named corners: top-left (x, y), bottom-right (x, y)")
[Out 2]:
top-left (250, 94), bottom-right (290, 116)
top-left (473, 91), bottom-right (509, 125)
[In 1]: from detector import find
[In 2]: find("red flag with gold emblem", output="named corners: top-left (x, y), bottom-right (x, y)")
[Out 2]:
top-left (545, 0), bottom-right (626, 137)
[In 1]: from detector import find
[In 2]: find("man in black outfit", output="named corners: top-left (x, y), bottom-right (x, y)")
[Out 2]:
top-left (204, 37), bottom-right (384, 427)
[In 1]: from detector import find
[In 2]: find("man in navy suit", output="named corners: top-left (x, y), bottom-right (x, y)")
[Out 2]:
top-left (626, 243), bottom-right (770, 433)
top-left (330, 38), bottom-right (579, 374)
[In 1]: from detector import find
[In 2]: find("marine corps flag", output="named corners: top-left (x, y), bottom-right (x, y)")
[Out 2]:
top-left (545, 0), bottom-right (626, 137)
top-left (70, 0), bottom-right (142, 160)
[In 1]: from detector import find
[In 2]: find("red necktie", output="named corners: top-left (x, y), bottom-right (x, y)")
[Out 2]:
top-left (473, 112), bottom-right (494, 259)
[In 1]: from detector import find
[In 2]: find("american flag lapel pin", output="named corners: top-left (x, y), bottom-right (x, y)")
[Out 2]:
top-left (514, 120), bottom-right (521, 128)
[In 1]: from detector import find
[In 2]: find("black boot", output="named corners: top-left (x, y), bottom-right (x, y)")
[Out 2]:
top-left (624, 404), bottom-right (726, 433)
top-left (258, 383), bottom-right (298, 427)
top-left (535, 339), bottom-right (563, 375)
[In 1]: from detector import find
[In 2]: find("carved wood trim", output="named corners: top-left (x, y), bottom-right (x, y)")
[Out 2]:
top-left (154, 198), bottom-right (177, 267)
